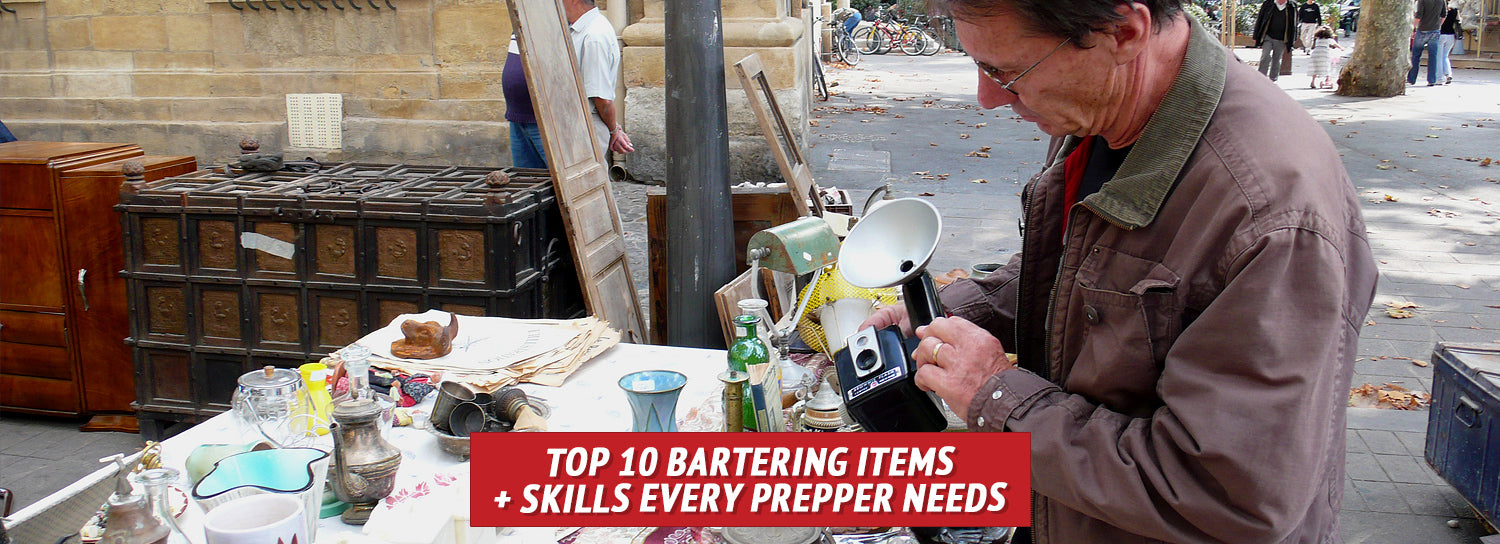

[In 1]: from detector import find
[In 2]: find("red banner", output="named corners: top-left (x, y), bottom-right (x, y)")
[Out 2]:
top-left (471, 432), bottom-right (1030, 527)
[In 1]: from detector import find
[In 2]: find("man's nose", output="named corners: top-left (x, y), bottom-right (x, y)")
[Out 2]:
top-left (976, 72), bottom-right (1017, 109)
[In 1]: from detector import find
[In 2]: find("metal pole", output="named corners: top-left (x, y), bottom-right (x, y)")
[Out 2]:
top-left (665, 0), bottom-right (735, 348)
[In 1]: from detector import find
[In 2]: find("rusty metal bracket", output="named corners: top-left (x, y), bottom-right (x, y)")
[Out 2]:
top-left (0, 1), bottom-right (18, 14)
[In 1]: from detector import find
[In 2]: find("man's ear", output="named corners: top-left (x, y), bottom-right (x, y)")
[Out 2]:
top-left (1103, 2), bottom-right (1153, 65)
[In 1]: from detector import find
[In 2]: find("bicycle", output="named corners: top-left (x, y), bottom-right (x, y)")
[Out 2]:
top-left (819, 15), bottom-right (860, 65)
top-left (853, 8), bottom-right (906, 55)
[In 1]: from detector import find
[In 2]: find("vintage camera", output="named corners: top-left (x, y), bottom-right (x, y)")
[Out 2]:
top-left (833, 324), bottom-right (948, 432)
top-left (831, 198), bottom-right (949, 433)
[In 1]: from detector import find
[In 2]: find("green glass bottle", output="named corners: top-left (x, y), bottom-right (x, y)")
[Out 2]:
top-left (727, 314), bottom-right (768, 431)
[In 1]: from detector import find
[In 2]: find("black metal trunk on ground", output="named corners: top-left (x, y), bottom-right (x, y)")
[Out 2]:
top-left (118, 164), bottom-right (584, 439)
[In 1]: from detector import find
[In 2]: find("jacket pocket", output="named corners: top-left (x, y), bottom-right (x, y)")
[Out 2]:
top-left (1071, 247), bottom-right (1183, 413)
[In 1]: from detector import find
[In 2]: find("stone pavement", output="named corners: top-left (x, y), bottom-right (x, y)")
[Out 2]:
top-left (4, 40), bottom-right (1498, 544)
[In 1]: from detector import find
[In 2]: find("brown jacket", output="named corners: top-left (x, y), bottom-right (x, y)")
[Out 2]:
top-left (939, 24), bottom-right (1378, 543)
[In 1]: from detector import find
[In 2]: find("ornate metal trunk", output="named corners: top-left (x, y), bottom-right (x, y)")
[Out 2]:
top-left (119, 164), bottom-right (583, 438)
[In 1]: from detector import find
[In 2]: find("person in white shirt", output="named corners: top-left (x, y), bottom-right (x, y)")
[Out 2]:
top-left (565, 0), bottom-right (634, 155)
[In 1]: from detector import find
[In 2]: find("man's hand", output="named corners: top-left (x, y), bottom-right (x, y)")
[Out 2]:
top-left (911, 316), bottom-right (1014, 421)
top-left (609, 129), bottom-right (634, 154)
top-left (858, 304), bottom-right (913, 338)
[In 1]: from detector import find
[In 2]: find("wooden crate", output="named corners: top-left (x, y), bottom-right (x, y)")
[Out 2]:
top-left (646, 185), bottom-right (801, 345)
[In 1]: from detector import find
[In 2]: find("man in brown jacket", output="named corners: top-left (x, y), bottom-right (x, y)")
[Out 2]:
top-left (862, 0), bottom-right (1378, 542)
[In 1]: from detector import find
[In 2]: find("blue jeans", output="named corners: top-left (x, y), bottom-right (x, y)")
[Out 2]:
top-left (842, 12), bottom-right (861, 35)
top-left (1437, 33), bottom-right (1455, 81)
top-left (509, 122), bottom-right (547, 168)
top-left (1408, 30), bottom-right (1440, 85)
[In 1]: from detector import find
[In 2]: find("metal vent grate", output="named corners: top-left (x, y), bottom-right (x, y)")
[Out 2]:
top-left (286, 93), bottom-right (343, 149)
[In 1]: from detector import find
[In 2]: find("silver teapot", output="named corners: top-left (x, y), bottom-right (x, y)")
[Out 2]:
top-left (329, 397), bottom-right (402, 525)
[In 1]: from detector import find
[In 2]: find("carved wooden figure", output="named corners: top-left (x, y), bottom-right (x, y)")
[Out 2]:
top-left (390, 314), bottom-right (460, 359)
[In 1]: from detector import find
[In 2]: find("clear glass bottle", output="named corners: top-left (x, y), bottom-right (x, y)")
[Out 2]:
top-left (727, 314), bottom-right (768, 431)
top-left (342, 343), bottom-right (373, 401)
top-left (738, 298), bottom-right (814, 403)
top-left (133, 468), bottom-right (191, 544)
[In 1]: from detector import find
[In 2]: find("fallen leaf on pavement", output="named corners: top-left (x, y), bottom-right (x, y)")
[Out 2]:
top-left (918, 192), bottom-right (935, 196)
top-left (1413, 360), bottom-right (1429, 367)
top-left (1456, 284), bottom-right (1470, 289)
top-left (967, 151), bottom-right (990, 158)
top-left (1384, 194), bottom-right (1398, 201)
top-left (1387, 308), bottom-right (1416, 318)
top-left (1350, 383), bottom-right (1430, 410)
top-left (971, 179), bottom-right (988, 184)
top-left (1483, 158), bottom-right (1493, 166)
top-left (1386, 301), bottom-right (1419, 309)
top-left (960, 134), bottom-right (971, 139)
top-left (975, 123), bottom-right (988, 128)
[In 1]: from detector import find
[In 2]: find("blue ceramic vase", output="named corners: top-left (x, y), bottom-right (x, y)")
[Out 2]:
top-left (617, 370), bottom-right (687, 432)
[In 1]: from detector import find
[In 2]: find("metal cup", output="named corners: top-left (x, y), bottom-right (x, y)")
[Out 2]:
top-left (430, 382), bottom-right (475, 433)
top-left (471, 392), bottom-right (496, 418)
top-left (450, 404), bottom-right (504, 437)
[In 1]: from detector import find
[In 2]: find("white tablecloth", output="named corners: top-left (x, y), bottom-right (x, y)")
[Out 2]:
top-left (157, 342), bottom-right (729, 544)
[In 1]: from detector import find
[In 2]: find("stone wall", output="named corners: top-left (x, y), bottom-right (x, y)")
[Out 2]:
top-left (0, 0), bottom-right (812, 175)
top-left (2, 0), bottom-right (512, 166)
top-left (619, 0), bottom-right (813, 184)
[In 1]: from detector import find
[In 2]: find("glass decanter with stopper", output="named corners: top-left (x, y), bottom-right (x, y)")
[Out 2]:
top-left (134, 468), bottom-right (191, 544)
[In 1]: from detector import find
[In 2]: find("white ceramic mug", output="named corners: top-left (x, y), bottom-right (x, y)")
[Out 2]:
top-left (202, 493), bottom-right (307, 544)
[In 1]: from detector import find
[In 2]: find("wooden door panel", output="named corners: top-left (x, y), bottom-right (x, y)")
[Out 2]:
top-left (60, 167), bottom-right (142, 413)
top-left (507, 0), bottom-right (646, 343)
top-left (0, 213), bottom-right (66, 310)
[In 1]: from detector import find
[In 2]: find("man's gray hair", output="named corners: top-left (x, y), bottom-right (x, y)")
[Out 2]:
top-left (931, 0), bottom-right (1185, 44)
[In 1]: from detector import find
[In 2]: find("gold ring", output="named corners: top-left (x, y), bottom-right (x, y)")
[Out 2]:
top-left (930, 341), bottom-right (943, 362)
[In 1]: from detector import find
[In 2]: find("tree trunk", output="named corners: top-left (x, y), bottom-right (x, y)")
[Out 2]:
top-left (1337, 0), bottom-right (1413, 96)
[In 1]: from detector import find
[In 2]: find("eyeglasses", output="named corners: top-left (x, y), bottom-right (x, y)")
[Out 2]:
top-left (977, 37), bottom-right (1072, 94)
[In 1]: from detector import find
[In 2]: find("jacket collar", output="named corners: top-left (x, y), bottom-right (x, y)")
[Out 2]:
top-left (1050, 19), bottom-right (1227, 230)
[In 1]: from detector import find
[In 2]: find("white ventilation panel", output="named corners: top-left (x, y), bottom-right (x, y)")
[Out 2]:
top-left (286, 93), bottom-right (343, 149)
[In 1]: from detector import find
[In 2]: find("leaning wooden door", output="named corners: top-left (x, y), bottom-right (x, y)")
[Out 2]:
top-left (505, 0), bottom-right (646, 343)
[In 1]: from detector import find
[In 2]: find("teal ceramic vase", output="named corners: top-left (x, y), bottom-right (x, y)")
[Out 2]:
top-left (618, 370), bottom-right (687, 432)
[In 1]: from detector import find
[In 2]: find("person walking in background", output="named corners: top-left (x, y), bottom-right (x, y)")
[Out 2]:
top-left (1254, 0), bottom-right (1297, 81)
top-left (1297, 0), bottom-right (1321, 53)
top-left (1308, 26), bottom-right (1344, 88)
top-left (1410, 0), bottom-right (1446, 86)
top-left (503, 36), bottom-right (547, 168)
top-left (1438, 5), bottom-right (1462, 84)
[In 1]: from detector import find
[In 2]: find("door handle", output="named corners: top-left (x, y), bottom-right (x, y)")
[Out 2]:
top-left (78, 269), bottom-right (90, 311)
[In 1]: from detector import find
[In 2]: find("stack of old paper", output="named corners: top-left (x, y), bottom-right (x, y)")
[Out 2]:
top-left (340, 309), bottom-right (621, 391)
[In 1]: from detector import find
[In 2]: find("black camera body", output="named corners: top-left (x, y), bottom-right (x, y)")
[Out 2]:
top-left (833, 324), bottom-right (948, 433)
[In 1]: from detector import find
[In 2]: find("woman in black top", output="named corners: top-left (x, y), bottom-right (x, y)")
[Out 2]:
top-left (1439, 7), bottom-right (1462, 84)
